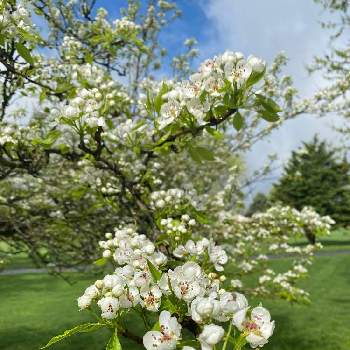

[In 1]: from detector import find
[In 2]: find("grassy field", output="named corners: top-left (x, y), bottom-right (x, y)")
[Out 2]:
top-left (288, 227), bottom-right (350, 250)
top-left (0, 253), bottom-right (349, 350)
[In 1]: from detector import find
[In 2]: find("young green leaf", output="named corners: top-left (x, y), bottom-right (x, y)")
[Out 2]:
top-left (94, 257), bottom-right (108, 266)
top-left (255, 94), bottom-right (281, 113)
top-left (154, 82), bottom-right (168, 114)
top-left (246, 69), bottom-right (265, 88)
top-left (15, 42), bottom-right (34, 65)
top-left (32, 130), bottom-right (61, 148)
top-left (41, 323), bottom-right (105, 349)
top-left (232, 111), bottom-right (244, 131)
top-left (106, 330), bottom-right (122, 350)
top-left (206, 127), bottom-right (224, 140)
top-left (188, 146), bottom-right (215, 162)
top-left (259, 110), bottom-right (280, 122)
top-left (147, 259), bottom-right (162, 281)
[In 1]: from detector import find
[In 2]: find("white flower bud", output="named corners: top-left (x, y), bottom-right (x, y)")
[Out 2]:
top-left (103, 249), bottom-right (111, 258)
top-left (77, 295), bottom-right (91, 310)
top-left (199, 324), bottom-right (224, 349)
top-left (94, 280), bottom-right (104, 289)
top-left (188, 219), bottom-right (196, 226)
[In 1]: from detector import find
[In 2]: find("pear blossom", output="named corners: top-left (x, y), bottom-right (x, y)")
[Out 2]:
top-left (84, 285), bottom-right (100, 299)
top-left (77, 295), bottom-right (92, 310)
top-left (232, 306), bottom-right (275, 348)
top-left (1, 2), bottom-right (294, 349)
top-left (119, 286), bottom-right (140, 308)
top-left (140, 285), bottom-right (163, 312)
top-left (198, 324), bottom-right (225, 350)
top-left (169, 262), bottom-right (208, 302)
top-left (97, 296), bottom-right (120, 319)
top-left (208, 244), bottom-right (228, 271)
top-left (190, 295), bottom-right (221, 323)
top-left (143, 311), bottom-right (182, 350)
top-left (217, 292), bottom-right (248, 321)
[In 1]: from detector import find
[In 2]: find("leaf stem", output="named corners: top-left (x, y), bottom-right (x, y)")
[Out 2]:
top-left (222, 322), bottom-right (233, 350)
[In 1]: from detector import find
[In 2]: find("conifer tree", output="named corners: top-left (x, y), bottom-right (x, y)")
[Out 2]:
top-left (271, 136), bottom-right (350, 234)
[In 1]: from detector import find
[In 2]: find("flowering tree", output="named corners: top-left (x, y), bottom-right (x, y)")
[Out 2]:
top-left (0, 1), bottom-right (336, 349)
top-left (308, 0), bottom-right (350, 126)
top-left (218, 206), bottom-right (334, 303)
top-left (0, 0), bottom-right (306, 269)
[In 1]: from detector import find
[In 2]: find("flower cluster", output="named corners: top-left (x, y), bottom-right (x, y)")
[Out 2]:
top-left (114, 17), bottom-right (140, 34)
top-left (61, 36), bottom-right (84, 61)
top-left (79, 227), bottom-right (167, 314)
top-left (160, 215), bottom-right (196, 236)
top-left (150, 188), bottom-right (196, 210)
top-left (60, 64), bottom-right (128, 129)
top-left (217, 205), bottom-right (334, 302)
top-left (0, 2), bottom-right (34, 40)
top-left (98, 227), bottom-right (167, 267)
top-left (0, 124), bottom-right (17, 146)
top-left (173, 238), bottom-right (228, 272)
top-left (76, 223), bottom-right (274, 350)
top-left (155, 51), bottom-right (265, 129)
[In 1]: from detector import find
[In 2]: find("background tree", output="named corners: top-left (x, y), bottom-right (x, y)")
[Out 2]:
top-left (309, 1), bottom-right (350, 130)
top-left (271, 136), bottom-right (350, 239)
top-left (246, 192), bottom-right (271, 216)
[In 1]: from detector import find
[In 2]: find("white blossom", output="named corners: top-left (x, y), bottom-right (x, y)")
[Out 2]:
top-left (232, 306), bottom-right (275, 348)
top-left (143, 311), bottom-right (182, 350)
top-left (198, 324), bottom-right (225, 350)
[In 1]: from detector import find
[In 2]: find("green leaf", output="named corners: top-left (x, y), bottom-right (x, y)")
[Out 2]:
top-left (232, 111), bottom-right (244, 131)
top-left (15, 42), bottom-right (34, 65)
top-left (212, 104), bottom-right (227, 118)
top-left (153, 130), bottom-right (172, 147)
top-left (106, 330), bottom-right (122, 350)
top-left (223, 92), bottom-right (237, 109)
top-left (18, 28), bottom-right (40, 42)
top-left (246, 69), bottom-right (265, 87)
top-left (39, 89), bottom-right (47, 103)
top-left (94, 257), bottom-right (108, 266)
top-left (206, 128), bottom-right (223, 140)
top-left (259, 110), bottom-right (280, 122)
top-left (193, 210), bottom-right (212, 225)
top-left (188, 147), bottom-right (202, 163)
top-left (160, 294), bottom-right (188, 315)
top-left (155, 233), bottom-right (170, 245)
top-left (188, 146), bottom-right (215, 162)
top-left (57, 143), bottom-right (70, 154)
top-left (154, 83), bottom-right (168, 114)
top-left (147, 259), bottom-right (162, 281)
top-left (160, 296), bottom-right (178, 314)
top-left (41, 323), bottom-right (104, 349)
top-left (255, 94), bottom-right (281, 113)
top-left (32, 130), bottom-right (61, 148)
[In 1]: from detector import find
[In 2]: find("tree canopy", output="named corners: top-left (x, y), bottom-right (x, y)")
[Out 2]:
top-left (271, 136), bottom-right (350, 227)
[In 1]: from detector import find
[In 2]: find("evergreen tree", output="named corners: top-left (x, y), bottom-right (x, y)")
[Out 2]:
top-left (271, 136), bottom-right (350, 231)
top-left (246, 192), bottom-right (271, 216)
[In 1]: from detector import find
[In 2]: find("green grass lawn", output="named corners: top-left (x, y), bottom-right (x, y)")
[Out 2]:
top-left (287, 227), bottom-right (350, 252)
top-left (0, 253), bottom-right (349, 350)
